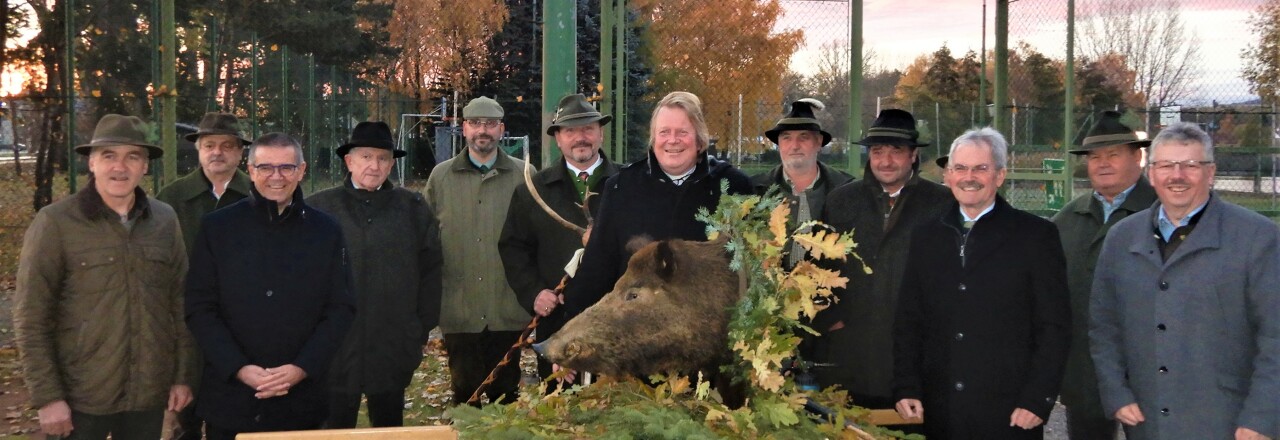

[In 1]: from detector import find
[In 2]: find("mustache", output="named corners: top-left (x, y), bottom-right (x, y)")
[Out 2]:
top-left (957, 180), bottom-right (985, 191)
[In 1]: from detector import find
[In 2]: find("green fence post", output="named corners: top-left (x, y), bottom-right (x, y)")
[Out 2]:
top-left (848, 0), bottom-right (863, 177)
top-left (65, 0), bottom-right (76, 192)
top-left (543, 0), bottom-right (577, 167)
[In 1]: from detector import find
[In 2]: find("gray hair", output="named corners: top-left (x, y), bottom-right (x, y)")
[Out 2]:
top-left (1151, 122), bottom-right (1213, 162)
top-left (948, 127), bottom-right (1009, 170)
top-left (248, 132), bottom-right (305, 165)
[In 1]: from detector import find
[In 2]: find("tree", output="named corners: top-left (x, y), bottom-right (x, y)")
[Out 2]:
top-left (631, 0), bottom-right (802, 156)
top-left (1080, 0), bottom-right (1201, 112)
top-left (1242, 0), bottom-right (1280, 104)
top-left (383, 0), bottom-right (507, 112)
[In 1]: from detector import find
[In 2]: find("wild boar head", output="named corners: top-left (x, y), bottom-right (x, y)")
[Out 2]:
top-left (534, 238), bottom-right (741, 377)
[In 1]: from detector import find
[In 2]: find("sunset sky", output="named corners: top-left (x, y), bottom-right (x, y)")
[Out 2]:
top-left (778, 0), bottom-right (1267, 105)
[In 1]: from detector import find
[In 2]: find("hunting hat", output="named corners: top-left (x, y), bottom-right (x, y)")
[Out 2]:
top-left (856, 109), bottom-right (928, 148)
top-left (337, 121), bottom-right (405, 158)
top-left (765, 98), bottom-right (832, 146)
top-left (547, 94), bottom-right (612, 136)
top-left (935, 155), bottom-right (949, 168)
top-left (1071, 110), bottom-right (1149, 154)
top-left (75, 114), bottom-right (163, 158)
top-left (463, 96), bottom-right (504, 119)
top-left (184, 112), bottom-right (251, 145)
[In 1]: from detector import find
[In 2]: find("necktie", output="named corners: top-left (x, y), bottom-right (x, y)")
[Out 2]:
top-left (578, 171), bottom-right (589, 182)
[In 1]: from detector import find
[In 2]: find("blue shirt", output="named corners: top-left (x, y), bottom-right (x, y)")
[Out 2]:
top-left (1157, 200), bottom-right (1208, 242)
top-left (1092, 183), bottom-right (1138, 224)
top-left (960, 202), bottom-right (996, 224)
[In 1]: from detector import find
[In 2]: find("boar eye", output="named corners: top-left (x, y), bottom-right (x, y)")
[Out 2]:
top-left (625, 291), bottom-right (639, 301)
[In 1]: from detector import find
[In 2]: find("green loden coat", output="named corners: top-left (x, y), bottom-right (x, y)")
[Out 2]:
top-left (156, 168), bottom-right (252, 254)
top-left (1050, 177), bottom-right (1156, 419)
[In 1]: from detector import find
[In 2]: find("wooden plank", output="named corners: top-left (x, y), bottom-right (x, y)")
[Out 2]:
top-left (237, 426), bottom-right (457, 440)
top-left (866, 409), bottom-right (922, 426)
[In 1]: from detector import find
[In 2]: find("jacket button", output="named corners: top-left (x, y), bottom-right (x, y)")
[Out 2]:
top-left (266, 290), bottom-right (274, 297)
top-left (954, 333), bottom-right (964, 341)
top-left (366, 218), bottom-right (373, 224)
top-left (958, 283), bottom-right (967, 291)
top-left (1159, 281), bottom-right (1169, 291)
top-left (1159, 366), bottom-right (1168, 374)
top-left (1161, 408), bottom-right (1169, 415)
top-left (954, 381), bottom-right (964, 391)
top-left (1157, 323), bottom-right (1167, 331)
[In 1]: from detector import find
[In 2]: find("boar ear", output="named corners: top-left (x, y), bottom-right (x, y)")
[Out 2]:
top-left (655, 240), bottom-right (676, 281)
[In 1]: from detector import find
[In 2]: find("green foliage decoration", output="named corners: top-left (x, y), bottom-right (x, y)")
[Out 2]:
top-left (449, 186), bottom-right (911, 439)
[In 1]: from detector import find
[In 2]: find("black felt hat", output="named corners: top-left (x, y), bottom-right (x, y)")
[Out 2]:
top-left (1071, 110), bottom-right (1150, 154)
top-left (856, 109), bottom-right (929, 148)
top-left (765, 99), bottom-right (832, 146)
top-left (337, 121), bottom-right (405, 158)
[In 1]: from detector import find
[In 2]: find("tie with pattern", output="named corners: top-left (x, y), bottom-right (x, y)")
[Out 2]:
top-left (578, 171), bottom-right (589, 182)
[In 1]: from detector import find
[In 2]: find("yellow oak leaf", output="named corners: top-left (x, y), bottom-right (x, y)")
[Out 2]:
top-left (768, 203), bottom-right (790, 244)
top-left (792, 229), bottom-right (854, 261)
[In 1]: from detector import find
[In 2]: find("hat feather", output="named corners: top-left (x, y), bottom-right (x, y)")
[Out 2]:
top-left (798, 98), bottom-right (825, 111)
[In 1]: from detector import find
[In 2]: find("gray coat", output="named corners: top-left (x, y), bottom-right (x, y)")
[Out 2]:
top-left (1090, 194), bottom-right (1280, 439)
top-left (1050, 178), bottom-right (1156, 418)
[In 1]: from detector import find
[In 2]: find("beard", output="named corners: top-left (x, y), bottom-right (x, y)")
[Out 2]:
top-left (468, 135), bottom-right (497, 154)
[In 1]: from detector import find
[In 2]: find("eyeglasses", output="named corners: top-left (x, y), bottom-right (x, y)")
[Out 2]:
top-left (252, 164), bottom-right (300, 177)
top-left (465, 119), bottom-right (502, 128)
top-left (947, 164), bottom-right (994, 176)
top-left (1151, 159), bottom-right (1212, 173)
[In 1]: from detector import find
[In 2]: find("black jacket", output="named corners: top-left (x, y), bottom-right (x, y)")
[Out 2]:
top-left (893, 197), bottom-right (1070, 440)
top-left (499, 156), bottom-right (619, 342)
top-left (563, 152), bottom-right (753, 316)
top-left (749, 162), bottom-right (854, 227)
top-left (817, 173), bottom-right (952, 401)
top-left (185, 187), bottom-right (356, 431)
top-left (307, 177), bottom-right (443, 395)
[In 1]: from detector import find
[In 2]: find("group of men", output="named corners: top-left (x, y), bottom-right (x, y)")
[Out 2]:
top-left (12, 90), bottom-right (1278, 440)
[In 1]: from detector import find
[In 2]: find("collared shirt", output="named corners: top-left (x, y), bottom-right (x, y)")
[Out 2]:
top-left (468, 153), bottom-right (497, 172)
top-left (350, 179), bottom-right (385, 191)
top-left (960, 202), bottom-right (996, 224)
top-left (1157, 200), bottom-right (1208, 242)
top-left (782, 170), bottom-right (821, 267)
top-left (566, 156), bottom-right (604, 177)
top-left (1092, 182), bottom-right (1137, 223)
top-left (664, 167), bottom-right (696, 186)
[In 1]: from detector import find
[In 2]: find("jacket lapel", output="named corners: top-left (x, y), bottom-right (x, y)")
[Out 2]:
top-left (1160, 195), bottom-right (1223, 268)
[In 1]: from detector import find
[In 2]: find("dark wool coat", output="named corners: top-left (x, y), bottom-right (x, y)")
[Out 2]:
top-left (749, 162), bottom-right (854, 227)
top-left (185, 187), bottom-right (355, 432)
top-left (307, 177), bottom-right (443, 395)
top-left (893, 197), bottom-right (1071, 440)
top-left (156, 168), bottom-right (252, 254)
top-left (817, 173), bottom-right (952, 402)
top-left (499, 156), bottom-right (619, 344)
top-left (1049, 177), bottom-right (1155, 420)
top-left (1091, 195), bottom-right (1280, 440)
top-left (15, 182), bottom-right (195, 414)
top-left (562, 152), bottom-right (753, 316)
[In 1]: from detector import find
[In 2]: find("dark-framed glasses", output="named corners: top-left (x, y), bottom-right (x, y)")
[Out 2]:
top-left (252, 163), bottom-right (300, 177)
top-left (465, 119), bottom-right (502, 128)
top-left (1151, 160), bottom-right (1212, 173)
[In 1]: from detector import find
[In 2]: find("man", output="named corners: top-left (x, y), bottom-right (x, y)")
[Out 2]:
top-left (157, 111), bottom-right (252, 440)
top-left (15, 114), bottom-right (195, 439)
top-left (1090, 122), bottom-right (1279, 440)
top-left (499, 94), bottom-right (619, 386)
top-left (424, 96), bottom-right (529, 405)
top-left (818, 109), bottom-right (951, 411)
top-left (1050, 110), bottom-right (1157, 440)
top-left (185, 133), bottom-right (355, 439)
top-left (893, 127), bottom-right (1070, 439)
top-left (750, 98), bottom-right (853, 268)
top-left (308, 122), bottom-right (443, 427)
top-left (157, 112), bottom-right (253, 253)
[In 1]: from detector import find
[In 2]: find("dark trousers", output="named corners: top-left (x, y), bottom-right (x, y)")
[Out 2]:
top-left (444, 329), bottom-right (522, 406)
top-left (326, 390), bottom-right (406, 428)
top-left (206, 422), bottom-right (323, 440)
top-left (173, 403), bottom-right (203, 440)
top-left (49, 409), bottom-right (163, 440)
top-left (1065, 406), bottom-right (1120, 440)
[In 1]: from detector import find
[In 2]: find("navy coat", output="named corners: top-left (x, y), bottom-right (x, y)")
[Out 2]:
top-left (893, 197), bottom-right (1071, 440)
top-left (185, 187), bottom-right (356, 431)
